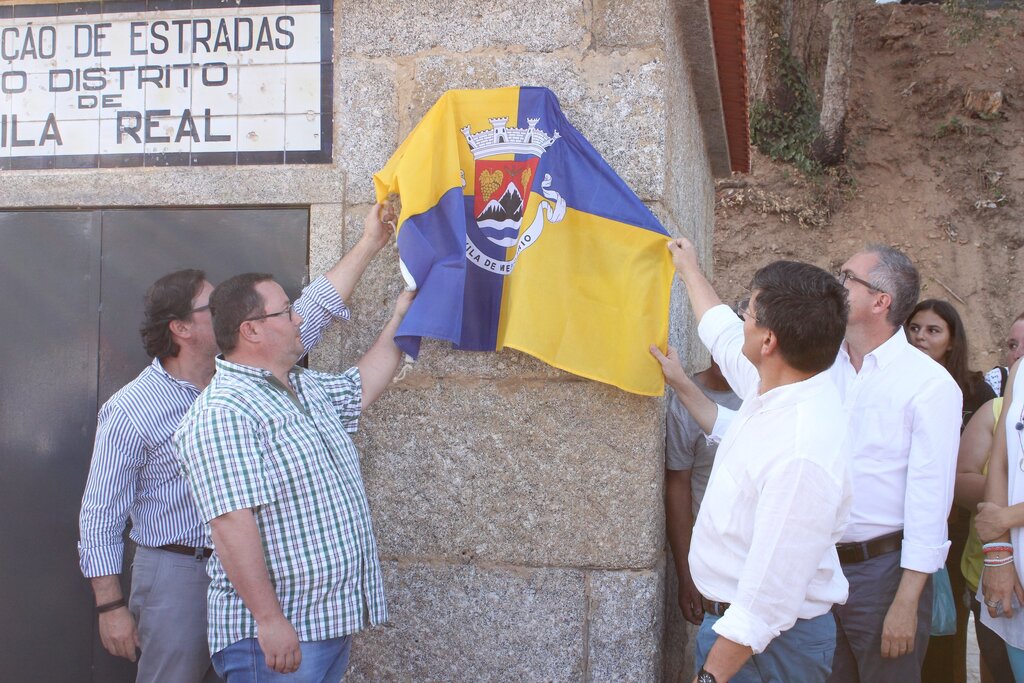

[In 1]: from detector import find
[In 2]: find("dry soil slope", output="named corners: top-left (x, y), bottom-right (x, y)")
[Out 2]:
top-left (713, 2), bottom-right (1024, 368)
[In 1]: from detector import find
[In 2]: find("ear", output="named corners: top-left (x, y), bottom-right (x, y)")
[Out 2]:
top-left (168, 319), bottom-right (191, 339)
top-left (238, 320), bottom-right (261, 345)
top-left (761, 329), bottom-right (777, 358)
top-left (873, 292), bottom-right (893, 317)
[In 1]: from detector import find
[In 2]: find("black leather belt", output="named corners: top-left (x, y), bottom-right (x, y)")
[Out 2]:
top-left (159, 543), bottom-right (213, 559)
top-left (701, 596), bottom-right (731, 617)
top-left (836, 531), bottom-right (902, 564)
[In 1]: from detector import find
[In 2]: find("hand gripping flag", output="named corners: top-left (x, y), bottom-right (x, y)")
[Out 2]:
top-left (373, 86), bottom-right (674, 396)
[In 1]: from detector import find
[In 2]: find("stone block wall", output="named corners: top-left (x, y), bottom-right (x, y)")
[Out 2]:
top-left (323, 1), bottom-right (720, 680)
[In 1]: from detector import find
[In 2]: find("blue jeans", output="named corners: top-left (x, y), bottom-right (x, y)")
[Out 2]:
top-left (212, 635), bottom-right (352, 683)
top-left (1007, 642), bottom-right (1024, 682)
top-left (695, 612), bottom-right (836, 682)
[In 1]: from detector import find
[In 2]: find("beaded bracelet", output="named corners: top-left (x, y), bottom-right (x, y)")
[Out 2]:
top-left (983, 542), bottom-right (1014, 554)
top-left (984, 556), bottom-right (1015, 567)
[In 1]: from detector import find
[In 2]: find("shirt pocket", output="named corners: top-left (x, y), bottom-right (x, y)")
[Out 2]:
top-left (704, 465), bottom-right (751, 538)
top-left (855, 406), bottom-right (910, 461)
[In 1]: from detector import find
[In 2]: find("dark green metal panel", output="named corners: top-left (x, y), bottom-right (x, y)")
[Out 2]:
top-left (0, 208), bottom-right (309, 682)
top-left (0, 210), bottom-right (104, 682)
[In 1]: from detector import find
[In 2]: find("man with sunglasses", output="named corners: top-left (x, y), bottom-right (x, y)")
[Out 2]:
top-left (77, 205), bottom-right (394, 682)
top-left (173, 270), bottom-right (413, 682)
top-left (656, 240), bottom-right (962, 682)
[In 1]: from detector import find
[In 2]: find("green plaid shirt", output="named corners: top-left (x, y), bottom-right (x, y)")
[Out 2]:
top-left (174, 357), bottom-right (387, 654)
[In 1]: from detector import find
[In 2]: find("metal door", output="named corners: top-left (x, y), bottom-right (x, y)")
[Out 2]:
top-left (0, 208), bottom-right (309, 682)
top-left (0, 211), bottom-right (103, 682)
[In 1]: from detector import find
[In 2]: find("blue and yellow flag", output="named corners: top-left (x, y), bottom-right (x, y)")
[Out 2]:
top-left (373, 87), bottom-right (674, 396)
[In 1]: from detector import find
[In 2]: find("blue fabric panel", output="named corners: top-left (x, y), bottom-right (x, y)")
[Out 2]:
top-left (394, 186), bottom-right (468, 357)
top-left (516, 86), bottom-right (668, 236)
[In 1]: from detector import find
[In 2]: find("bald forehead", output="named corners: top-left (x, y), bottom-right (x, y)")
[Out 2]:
top-left (254, 280), bottom-right (287, 309)
top-left (843, 251), bottom-right (879, 274)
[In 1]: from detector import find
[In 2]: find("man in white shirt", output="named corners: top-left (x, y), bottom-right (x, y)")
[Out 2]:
top-left (825, 246), bottom-right (961, 682)
top-left (663, 241), bottom-right (963, 682)
top-left (652, 246), bottom-right (853, 683)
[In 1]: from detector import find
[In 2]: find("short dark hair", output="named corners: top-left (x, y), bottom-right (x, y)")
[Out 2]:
top-left (750, 261), bottom-right (849, 374)
top-left (864, 245), bottom-right (919, 326)
top-left (210, 272), bottom-right (272, 353)
top-left (139, 269), bottom-right (206, 359)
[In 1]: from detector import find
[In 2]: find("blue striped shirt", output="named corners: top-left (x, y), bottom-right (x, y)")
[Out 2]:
top-left (78, 276), bottom-right (348, 577)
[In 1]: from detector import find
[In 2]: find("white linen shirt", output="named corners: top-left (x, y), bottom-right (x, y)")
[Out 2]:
top-left (704, 304), bottom-right (963, 574)
top-left (690, 306), bottom-right (853, 654)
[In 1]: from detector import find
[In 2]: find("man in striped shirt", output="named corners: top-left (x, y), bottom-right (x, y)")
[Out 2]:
top-left (174, 272), bottom-right (412, 681)
top-left (77, 205), bottom-right (393, 682)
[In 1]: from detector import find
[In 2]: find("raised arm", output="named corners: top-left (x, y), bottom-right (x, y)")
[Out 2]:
top-left (324, 203), bottom-right (393, 303)
top-left (649, 345), bottom-right (719, 434)
top-left (667, 238), bottom-right (722, 323)
top-left (357, 290), bottom-right (415, 408)
top-left (665, 237), bottom-right (759, 398)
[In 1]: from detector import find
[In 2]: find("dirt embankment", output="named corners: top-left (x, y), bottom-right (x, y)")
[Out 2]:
top-left (713, 3), bottom-right (1024, 369)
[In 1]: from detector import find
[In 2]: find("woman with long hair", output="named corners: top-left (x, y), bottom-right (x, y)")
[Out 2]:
top-left (908, 299), bottom-right (995, 683)
top-left (906, 299), bottom-right (995, 428)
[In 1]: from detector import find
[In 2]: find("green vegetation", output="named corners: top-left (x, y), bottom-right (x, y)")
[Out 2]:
top-left (933, 116), bottom-right (967, 139)
top-left (749, 40), bottom-right (822, 176)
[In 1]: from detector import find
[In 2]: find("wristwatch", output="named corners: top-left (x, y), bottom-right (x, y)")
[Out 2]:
top-left (697, 667), bottom-right (717, 683)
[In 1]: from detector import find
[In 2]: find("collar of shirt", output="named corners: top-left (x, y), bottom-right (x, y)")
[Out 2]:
top-left (837, 327), bottom-right (908, 372)
top-left (744, 367), bottom-right (835, 412)
top-left (213, 355), bottom-right (306, 382)
top-left (152, 356), bottom-right (201, 393)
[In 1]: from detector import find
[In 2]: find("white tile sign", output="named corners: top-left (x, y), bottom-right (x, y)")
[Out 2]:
top-left (0, 0), bottom-right (333, 169)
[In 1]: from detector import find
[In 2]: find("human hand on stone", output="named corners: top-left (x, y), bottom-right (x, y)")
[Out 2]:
top-left (650, 344), bottom-right (686, 387)
top-left (666, 237), bottom-right (701, 277)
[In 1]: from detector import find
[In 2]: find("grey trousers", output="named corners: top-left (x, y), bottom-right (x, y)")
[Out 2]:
top-left (129, 545), bottom-right (222, 683)
top-left (827, 549), bottom-right (933, 683)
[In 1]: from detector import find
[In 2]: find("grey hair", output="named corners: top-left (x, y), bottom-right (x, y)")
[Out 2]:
top-left (864, 244), bottom-right (920, 326)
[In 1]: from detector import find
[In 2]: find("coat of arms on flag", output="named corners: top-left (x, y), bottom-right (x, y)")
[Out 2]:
top-left (374, 86), bottom-right (674, 396)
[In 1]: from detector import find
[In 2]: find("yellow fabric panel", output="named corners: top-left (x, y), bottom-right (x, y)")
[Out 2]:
top-left (499, 201), bottom-right (674, 396)
top-left (372, 88), bottom-right (521, 231)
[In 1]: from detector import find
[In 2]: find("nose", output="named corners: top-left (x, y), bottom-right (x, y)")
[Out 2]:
top-left (1013, 346), bottom-right (1024, 362)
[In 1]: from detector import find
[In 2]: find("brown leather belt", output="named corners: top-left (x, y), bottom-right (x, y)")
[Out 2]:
top-left (836, 531), bottom-right (902, 565)
top-left (700, 596), bottom-right (731, 617)
top-left (159, 543), bottom-right (213, 559)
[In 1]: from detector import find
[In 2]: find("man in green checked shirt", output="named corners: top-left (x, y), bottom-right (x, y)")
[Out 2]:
top-left (174, 269), bottom-right (413, 682)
